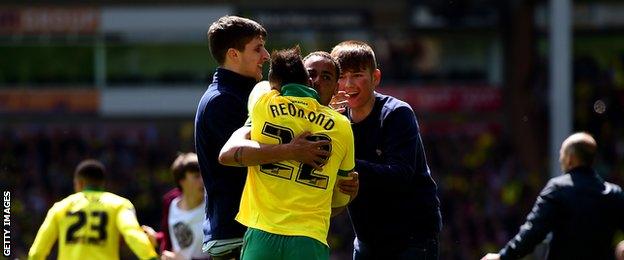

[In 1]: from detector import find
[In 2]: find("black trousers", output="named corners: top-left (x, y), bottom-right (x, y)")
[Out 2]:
top-left (353, 236), bottom-right (439, 260)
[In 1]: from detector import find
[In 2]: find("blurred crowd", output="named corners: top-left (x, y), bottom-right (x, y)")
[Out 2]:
top-left (1, 122), bottom-right (184, 258)
top-left (2, 56), bottom-right (623, 260)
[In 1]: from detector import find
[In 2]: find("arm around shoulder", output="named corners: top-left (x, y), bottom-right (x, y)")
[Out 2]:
top-left (219, 127), bottom-right (330, 169)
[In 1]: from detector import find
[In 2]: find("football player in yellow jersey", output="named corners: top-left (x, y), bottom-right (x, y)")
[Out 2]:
top-left (28, 159), bottom-right (158, 260)
top-left (220, 51), bottom-right (359, 207)
top-left (219, 47), bottom-right (356, 260)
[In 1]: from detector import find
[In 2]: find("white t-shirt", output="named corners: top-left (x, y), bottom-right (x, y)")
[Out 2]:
top-left (168, 197), bottom-right (210, 259)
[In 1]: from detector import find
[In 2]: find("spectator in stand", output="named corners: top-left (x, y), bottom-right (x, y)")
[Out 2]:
top-left (143, 153), bottom-right (210, 260)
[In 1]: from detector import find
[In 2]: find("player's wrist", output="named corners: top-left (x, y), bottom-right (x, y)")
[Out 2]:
top-left (275, 143), bottom-right (294, 161)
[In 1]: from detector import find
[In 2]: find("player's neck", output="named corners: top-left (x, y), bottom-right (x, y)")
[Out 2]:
top-left (220, 63), bottom-right (243, 77)
top-left (349, 99), bottom-right (375, 123)
top-left (179, 192), bottom-right (204, 211)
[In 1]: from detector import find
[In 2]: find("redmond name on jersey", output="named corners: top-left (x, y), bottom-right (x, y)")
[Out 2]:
top-left (268, 102), bottom-right (335, 130)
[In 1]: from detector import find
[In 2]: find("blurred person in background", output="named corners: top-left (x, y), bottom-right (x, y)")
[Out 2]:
top-left (28, 159), bottom-right (158, 260)
top-left (194, 15), bottom-right (269, 260)
top-left (143, 152), bottom-right (210, 260)
top-left (481, 132), bottom-right (624, 260)
top-left (330, 40), bottom-right (441, 260)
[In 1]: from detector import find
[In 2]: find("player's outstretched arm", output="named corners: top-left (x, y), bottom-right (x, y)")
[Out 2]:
top-left (141, 225), bottom-right (161, 248)
top-left (28, 205), bottom-right (60, 260)
top-left (219, 126), bottom-right (330, 169)
top-left (117, 202), bottom-right (158, 260)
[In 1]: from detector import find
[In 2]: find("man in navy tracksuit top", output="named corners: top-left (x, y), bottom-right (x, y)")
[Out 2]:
top-left (481, 133), bottom-right (624, 260)
top-left (331, 41), bottom-right (441, 260)
top-left (194, 16), bottom-right (269, 259)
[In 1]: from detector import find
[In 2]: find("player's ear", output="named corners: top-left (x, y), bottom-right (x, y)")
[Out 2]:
top-left (73, 178), bottom-right (84, 192)
top-left (372, 69), bottom-right (381, 89)
top-left (226, 48), bottom-right (240, 63)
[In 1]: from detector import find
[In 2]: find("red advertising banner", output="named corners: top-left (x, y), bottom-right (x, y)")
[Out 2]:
top-left (0, 7), bottom-right (99, 34)
top-left (377, 86), bottom-right (502, 113)
top-left (0, 89), bottom-right (99, 114)
top-left (419, 120), bottom-right (502, 136)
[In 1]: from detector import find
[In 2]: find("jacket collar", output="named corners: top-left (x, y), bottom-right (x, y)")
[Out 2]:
top-left (212, 67), bottom-right (258, 95)
top-left (566, 165), bottom-right (595, 175)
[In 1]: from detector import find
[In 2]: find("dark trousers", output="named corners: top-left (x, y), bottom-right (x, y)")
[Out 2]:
top-left (353, 236), bottom-right (439, 260)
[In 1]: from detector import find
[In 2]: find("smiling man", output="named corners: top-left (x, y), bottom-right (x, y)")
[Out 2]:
top-left (194, 15), bottom-right (269, 260)
top-left (304, 51), bottom-right (341, 106)
top-left (331, 40), bottom-right (441, 260)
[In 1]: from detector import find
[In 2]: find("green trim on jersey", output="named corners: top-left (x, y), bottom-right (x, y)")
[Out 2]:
top-left (83, 186), bottom-right (105, 191)
top-left (280, 83), bottom-right (320, 102)
top-left (238, 88), bottom-right (356, 246)
top-left (28, 191), bottom-right (158, 260)
top-left (337, 169), bottom-right (353, 177)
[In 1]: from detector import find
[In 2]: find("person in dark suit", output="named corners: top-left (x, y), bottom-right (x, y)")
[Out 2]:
top-left (482, 132), bottom-right (624, 260)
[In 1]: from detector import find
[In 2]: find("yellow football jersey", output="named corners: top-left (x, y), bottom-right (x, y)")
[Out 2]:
top-left (28, 189), bottom-right (158, 260)
top-left (236, 83), bottom-right (355, 246)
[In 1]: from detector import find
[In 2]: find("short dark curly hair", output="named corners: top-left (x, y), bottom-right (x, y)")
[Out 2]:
top-left (268, 45), bottom-right (309, 87)
top-left (74, 159), bottom-right (105, 187)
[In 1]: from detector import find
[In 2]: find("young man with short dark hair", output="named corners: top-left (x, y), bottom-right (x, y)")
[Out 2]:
top-left (331, 40), bottom-right (442, 260)
top-left (195, 15), bottom-right (269, 259)
top-left (28, 159), bottom-right (158, 260)
top-left (304, 51), bottom-right (342, 107)
top-left (143, 153), bottom-right (209, 260)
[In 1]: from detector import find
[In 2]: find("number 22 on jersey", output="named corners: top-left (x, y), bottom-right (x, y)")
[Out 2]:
top-left (259, 122), bottom-right (331, 189)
